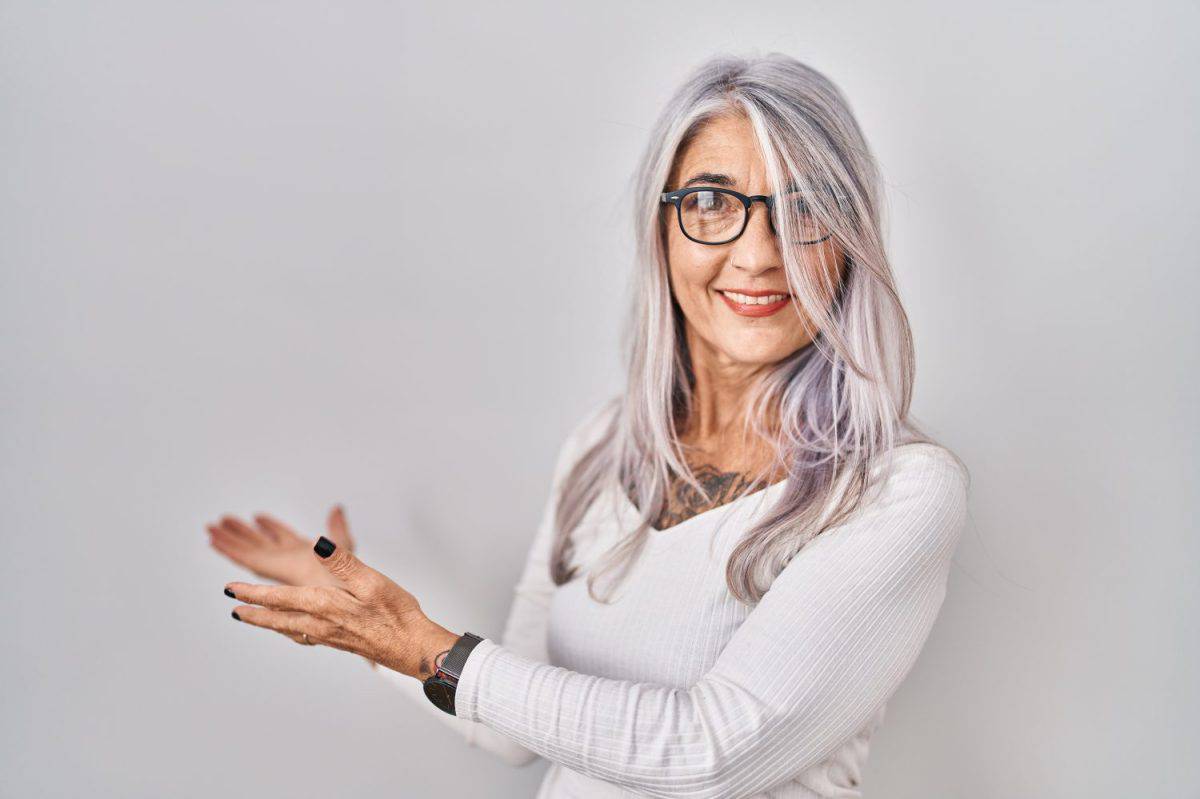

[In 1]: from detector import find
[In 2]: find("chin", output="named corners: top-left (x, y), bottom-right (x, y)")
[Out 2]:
top-left (716, 339), bottom-right (796, 367)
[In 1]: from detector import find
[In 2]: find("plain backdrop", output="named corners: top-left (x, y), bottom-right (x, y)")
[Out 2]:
top-left (2, 2), bottom-right (1197, 797)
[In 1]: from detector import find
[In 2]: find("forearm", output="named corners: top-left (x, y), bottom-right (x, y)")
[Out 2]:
top-left (453, 639), bottom-right (775, 798)
top-left (367, 624), bottom-right (543, 767)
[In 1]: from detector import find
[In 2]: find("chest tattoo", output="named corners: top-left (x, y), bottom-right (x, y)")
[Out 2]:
top-left (636, 463), bottom-right (760, 532)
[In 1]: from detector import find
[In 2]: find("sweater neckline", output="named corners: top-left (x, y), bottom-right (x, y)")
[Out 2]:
top-left (614, 475), bottom-right (791, 536)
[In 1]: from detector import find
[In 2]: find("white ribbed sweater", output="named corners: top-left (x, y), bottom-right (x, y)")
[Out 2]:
top-left (374, 401), bottom-right (969, 798)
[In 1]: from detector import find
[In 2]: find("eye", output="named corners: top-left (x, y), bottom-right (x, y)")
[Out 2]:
top-left (773, 191), bottom-right (828, 244)
top-left (778, 190), bottom-right (810, 214)
top-left (684, 190), bottom-right (738, 216)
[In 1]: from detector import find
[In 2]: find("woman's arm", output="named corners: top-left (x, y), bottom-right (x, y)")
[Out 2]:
top-left (450, 444), bottom-right (969, 798)
top-left (370, 398), bottom-right (618, 766)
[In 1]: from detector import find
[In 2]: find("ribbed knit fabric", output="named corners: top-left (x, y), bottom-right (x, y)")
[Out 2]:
top-left (374, 401), bottom-right (968, 798)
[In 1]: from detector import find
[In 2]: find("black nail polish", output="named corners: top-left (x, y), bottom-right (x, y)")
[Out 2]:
top-left (314, 536), bottom-right (336, 558)
top-left (224, 587), bottom-right (236, 599)
top-left (231, 609), bottom-right (241, 621)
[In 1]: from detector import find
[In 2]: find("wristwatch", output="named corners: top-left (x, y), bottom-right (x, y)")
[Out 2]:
top-left (422, 632), bottom-right (484, 715)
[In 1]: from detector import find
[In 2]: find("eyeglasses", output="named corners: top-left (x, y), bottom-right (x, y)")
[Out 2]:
top-left (660, 186), bottom-right (832, 246)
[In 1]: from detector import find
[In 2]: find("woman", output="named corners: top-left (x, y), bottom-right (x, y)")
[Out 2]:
top-left (209, 52), bottom-right (970, 798)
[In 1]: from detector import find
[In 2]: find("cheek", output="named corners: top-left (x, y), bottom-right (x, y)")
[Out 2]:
top-left (666, 232), bottom-right (722, 300)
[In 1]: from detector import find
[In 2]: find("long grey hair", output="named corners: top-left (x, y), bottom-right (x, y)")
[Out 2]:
top-left (548, 52), bottom-right (961, 605)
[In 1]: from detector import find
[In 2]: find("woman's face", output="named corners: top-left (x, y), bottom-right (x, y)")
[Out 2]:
top-left (664, 114), bottom-right (846, 370)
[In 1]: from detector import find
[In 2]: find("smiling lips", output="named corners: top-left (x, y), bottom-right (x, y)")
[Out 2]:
top-left (716, 288), bottom-right (792, 317)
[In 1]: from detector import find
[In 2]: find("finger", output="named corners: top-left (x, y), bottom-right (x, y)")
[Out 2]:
top-left (249, 516), bottom-right (281, 543)
top-left (253, 512), bottom-right (301, 543)
top-left (208, 526), bottom-right (266, 566)
top-left (326, 504), bottom-right (355, 551)
top-left (231, 605), bottom-right (318, 639)
top-left (208, 529), bottom-right (255, 564)
top-left (327, 505), bottom-right (347, 538)
top-left (275, 625), bottom-right (319, 646)
top-left (218, 515), bottom-right (268, 545)
top-left (312, 536), bottom-right (384, 597)
top-left (225, 582), bottom-right (329, 613)
top-left (208, 523), bottom-right (253, 552)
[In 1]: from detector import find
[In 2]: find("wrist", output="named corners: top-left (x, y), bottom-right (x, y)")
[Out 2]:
top-left (419, 631), bottom-right (485, 716)
top-left (412, 620), bottom-right (462, 682)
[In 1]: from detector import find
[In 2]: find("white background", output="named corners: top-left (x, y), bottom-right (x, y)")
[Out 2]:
top-left (2, 1), bottom-right (1196, 796)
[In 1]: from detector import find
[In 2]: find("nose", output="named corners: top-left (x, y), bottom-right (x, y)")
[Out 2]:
top-left (731, 198), bottom-right (782, 273)
top-left (746, 197), bottom-right (776, 231)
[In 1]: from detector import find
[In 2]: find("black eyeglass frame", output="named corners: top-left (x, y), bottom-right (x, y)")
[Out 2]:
top-left (659, 186), bottom-right (833, 247)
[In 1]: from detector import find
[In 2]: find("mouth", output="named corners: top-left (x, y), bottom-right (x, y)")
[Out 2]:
top-left (714, 288), bottom-right (792, 317)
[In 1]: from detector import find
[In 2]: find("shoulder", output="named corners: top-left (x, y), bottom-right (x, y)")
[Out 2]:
top-left (845, 442), bottom-right (971, 550)
top-left (765, 442), bottom-right (971, 598)
top-left (875, 442), bottom-right (970, 496)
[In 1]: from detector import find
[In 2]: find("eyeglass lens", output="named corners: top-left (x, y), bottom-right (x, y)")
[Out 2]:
top-left (679, 190), bottom-right (827, 244)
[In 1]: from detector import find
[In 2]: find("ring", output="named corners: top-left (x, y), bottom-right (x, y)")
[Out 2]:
top-left (302, 633), bottom-right (313, 645)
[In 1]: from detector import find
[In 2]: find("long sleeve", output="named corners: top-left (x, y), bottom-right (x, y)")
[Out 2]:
top-left (370, 398), bottom-right (618, 766)
top-left (450, 444), bottom-right (969, 798)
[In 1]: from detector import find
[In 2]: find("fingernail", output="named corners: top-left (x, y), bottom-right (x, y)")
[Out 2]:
top-left (314, 536), bottom-right (336, 558)
top-left (224, 587), bottom-right (236, 599)
top-left (231, 609), bottom-right (241, 621)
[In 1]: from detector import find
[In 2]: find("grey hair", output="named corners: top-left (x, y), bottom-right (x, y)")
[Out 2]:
top-left (549, 51), bottom-right (963, 605)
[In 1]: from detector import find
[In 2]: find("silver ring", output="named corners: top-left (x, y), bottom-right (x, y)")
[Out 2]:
top-left (302, 632), bottom-right (313, 645)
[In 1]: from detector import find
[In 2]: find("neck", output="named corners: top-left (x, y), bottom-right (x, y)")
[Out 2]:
top-left (679, 325), bottom-right (781, 472)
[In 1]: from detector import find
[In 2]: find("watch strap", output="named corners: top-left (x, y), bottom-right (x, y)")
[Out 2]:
top-left (435, 632), bottom-right (483, 682)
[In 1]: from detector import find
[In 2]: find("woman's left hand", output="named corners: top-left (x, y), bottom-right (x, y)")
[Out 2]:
top-left (224, 536), bottom-right (461, 681)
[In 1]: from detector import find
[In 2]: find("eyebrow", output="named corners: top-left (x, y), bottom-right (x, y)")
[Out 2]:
top-left (682, 172), bottom-right (737, 188)
top-left (680, 172), bottom-right (802, 193)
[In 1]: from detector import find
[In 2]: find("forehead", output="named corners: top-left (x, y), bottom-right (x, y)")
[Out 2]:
top-left (670, 114), bottom-right (763, 186)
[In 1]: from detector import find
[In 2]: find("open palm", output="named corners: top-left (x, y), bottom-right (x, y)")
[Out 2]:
top-left (207, 505), bottom-right (356, 588)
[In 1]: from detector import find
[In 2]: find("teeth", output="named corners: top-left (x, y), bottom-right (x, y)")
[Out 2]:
top-left (720, 291), bottom-right (789, 305)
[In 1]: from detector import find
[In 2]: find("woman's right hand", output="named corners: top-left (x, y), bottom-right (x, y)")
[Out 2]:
top-left (207, 504), bottom-right (356, 589)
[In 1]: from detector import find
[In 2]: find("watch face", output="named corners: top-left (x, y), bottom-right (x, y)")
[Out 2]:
top-left (423, 677), bottom-right (457, 715)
